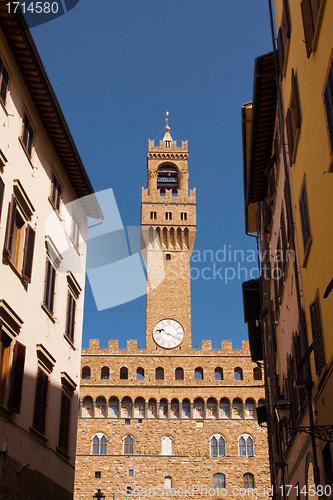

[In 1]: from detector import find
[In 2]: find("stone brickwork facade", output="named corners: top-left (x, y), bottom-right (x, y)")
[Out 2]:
top-left (74, 123), bottom-right (270, 500)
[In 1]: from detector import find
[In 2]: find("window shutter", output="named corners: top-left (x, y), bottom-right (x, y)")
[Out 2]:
top-left (324, 63), bottom-right (333, 153)
top-left (33, 368), bottom-right (48, 434)
top-left (4, 195), bottom-right (17, 257)
top-left (0, 59), bottom-right (9, 104)
top-left (8, 341), bottom-right (26, 413)
top-left (43, 260), bottom-right (56, 314)
top-left (309, 297), bottom-right (325, 374)
top-left (283, 0), bottom-right (291, 38)
top-left (299, 183), bottom-right (311, 252)
top-left (301, 0), bottom-right (314, 58)
top-left (277, 28), bottom-right (285, 79)
top-left (22, 225), bottom-right (36, 283)
top-left (286, 108), bottom-right (294, 160)
top-left (58, 392), bottom-right (71, 453)
top-left (22, 113), bottom-right (28, 148)
top-left (66, 293), bottom-right (76, 342)
top-left (0, 319), bottom-right (2, 344)
top-left (0, 176), bottom-right (4, 224)
top-left (291, 69), bottom-right (300, 129)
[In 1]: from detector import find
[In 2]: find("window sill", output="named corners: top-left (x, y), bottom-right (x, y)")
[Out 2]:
top-left (41, 304), bottom-right (56, 323)
top-left (18, 137), bottom-right (34, 168)
top-left (302, 236), bottom-right (312, 268)
top-left (29, 426), bottom-right (49, 444)
top-left (56, 446), bottom-right (70, 461)
top-left (63, 334), bottom-right (76, 350)
top-left (3, 254), bottom-right (27, 289)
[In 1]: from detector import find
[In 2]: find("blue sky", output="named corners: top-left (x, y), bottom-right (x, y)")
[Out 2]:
top-left (31, 1), bottom-right (273, 349)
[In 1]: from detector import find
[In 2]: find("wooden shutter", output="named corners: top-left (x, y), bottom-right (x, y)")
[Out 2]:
top-left (22, 225), bottom-right (36, 283)
top-left (280, 210), bottom-right (287, 271)
top-left (301, 0), bottom-right (314, 58)
top-left (65, 292), bottom-right (76, 342)
top-left (4, 195), bottom-right (16, 257)
top-left (0, 176), bottom-right (4, 224)
top-left (283, 0), bottom-right (291, 38)
top-left (299, 182), bottom-right (311, 252)
top-left (43, 259), bottom-right (56, 314)
top-left (309, 297), bottom-right (325, 374)
top-left (0, 58), bottom-right (9, 104)
top-left (277, 28), bottom-right (285, 80)
top-left (8, 341), bottom-right (26, 413)
top-left (324, 62), bottom-right (333, 153)
top-left (58, 392), bottom-right (71, 453)
top-left (291, 69), bottom-right (300, 130)
top-left (33, 368), bottom-right (48, 434)
top-left (286, 108), bottom-right (294, 160)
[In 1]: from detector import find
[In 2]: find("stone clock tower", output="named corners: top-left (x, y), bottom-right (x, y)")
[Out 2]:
top-left (141, 117), bottom-right (196, 351)
top-left (74, 120), bottom-right (270, 500)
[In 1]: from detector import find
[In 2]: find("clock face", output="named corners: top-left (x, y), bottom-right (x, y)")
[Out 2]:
top-left (153, 319), bottom-right (184, 349)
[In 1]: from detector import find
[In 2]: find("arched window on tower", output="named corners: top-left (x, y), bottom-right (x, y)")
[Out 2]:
top-left (253, 367), bottom-right (262, 380)
top-left (120, 367), bottom-right (128, 380)
top-left (82, 366), bottom-right (90, 379)
top-left (195, 367), bottom-right (203, 380)
top-left (214, 367), bottom-right (223, 380)
top-left (175, 367), bottom-right (184, 380)
top-left (136, 367), bottom-right (144, 380)
top-left (157, 165), bottom-right (179, 194)
top-left (156, 367), bottom-right (164, 380)
top-left (101, 366), bottom-right (109, 379)
top-left (234, 367), bottom-right (243, 380)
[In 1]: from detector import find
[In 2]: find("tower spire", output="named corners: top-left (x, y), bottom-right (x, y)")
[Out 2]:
top-left (163, 111), bottom-right (173, 143)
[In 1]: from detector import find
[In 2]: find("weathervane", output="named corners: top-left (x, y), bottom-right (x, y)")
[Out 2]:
top-left (165, 111), bottom-right (170, 131)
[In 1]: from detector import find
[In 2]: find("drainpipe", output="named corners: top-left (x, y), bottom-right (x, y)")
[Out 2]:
top-left (267, 0), bottom-right (320, 486)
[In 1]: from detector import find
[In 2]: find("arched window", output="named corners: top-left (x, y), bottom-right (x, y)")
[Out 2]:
top-left (108, 397), bottom-right (119, 418)
top-left (148, 398), bottom-right (157, 418)
top-left (239, 435), bottom-right (254, 456)
top-left (233, 398), bottom-right (243, 418)
top-left (193, 398), bottom-right (204, 418)
top-left (234, 367), bottom-right (243, 380)
top-left (162, 435), bottom-right (173, 455)
top-left (136, 367), bottom-right (144, 380)
top-left (213, 473), bottom-right (225, 489)
top-left (96, 397), bottom-right (106, 417)
top-left (220, 398), bottom-right (230, 419)
top-left (124, 435), bottom-right (134, 455)
top-left (82, 366), bottom-right (90, 379)
top-left (160, 398), bottom-right (168, 418)
top-left (243, 473), bottom-right (254, 488)
top-left (175, 367), bottom-right (184, 380)
top-left (120, 367), bottom-right (128, 379)
top-left (121, 397), bottom-right (132, 418)
top-left (207, 398), bottom-right (217, 418)
top-left (210, 435), bottom-right (226, 456)
top-left (156, 367), bottom-right (164, 380)
top-left (92, 433), bottom-right (107, 455)
top-left (195, 367), bottom-right (203, 380)
top-left (101, 366), bottom-right (109, 379)
top-left (214, 367), bottom-right (223, 380)
top-left (253, 367), bottom-right (262, 380)
top-left (82, 396), bottom-right (93, 418)
top-left (182, 399), bottom-right (190, 418)
top-left (165, 477), bottom-right (172, 489)
top-left (170, 399), bottom-right (179, 418)
top-left (157, 164), bottom-right (179, 194)
top-left (245, 398), bottom-right (256, 419)
top-left (134, 397), bottom-right (145, 418)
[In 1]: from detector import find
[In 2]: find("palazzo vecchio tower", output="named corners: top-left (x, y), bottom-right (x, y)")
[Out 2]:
top-left (74, 119), bottom-right (270, 500)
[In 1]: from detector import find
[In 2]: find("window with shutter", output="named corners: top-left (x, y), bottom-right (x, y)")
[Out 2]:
top-left (0, 56), bottom-right (9, 105)
top-left (299, 181), bottom-right (311, 254)
top-left (8, 341), bottom-right (26, 413)
top-left (33, 368), bottom-right (49, 434)
top-left (43, 259), bottom-right (56, 315)
top-left (0, 177), bottom-right (4, 224)
top-left (4, 188), bottom-right (36, 282)
top-left (0, 320), bottom-right (11, 406)
top-left (58, 392), bottom-right (71, 453)
top-left (286, 70), bottom-right (301, 164)
top-left (50, 173), bottom-right (62, 212)
top-left (301, 0), bottom-right (322, 57)
top-left (65, 292), bottom-right (76, 343)
top-left (22, 113), bottom-right (34, 158)
top-left (324, 61), bottom-right (333, 154)
top-left (309, 297), bottom-right (325, 374)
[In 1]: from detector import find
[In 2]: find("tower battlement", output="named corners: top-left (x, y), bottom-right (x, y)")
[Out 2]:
top-left (84, 339), bottom-right (251, 356)
top-left (148, 138), bottom-right (188, 152)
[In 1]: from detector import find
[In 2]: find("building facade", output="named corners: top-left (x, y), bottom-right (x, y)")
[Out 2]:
top-left (74, 123), bottom-right (270, 500)
top-left (0, 6), bottom-right (100, 500)
top-left (242, 0), bottom-right (333, 498)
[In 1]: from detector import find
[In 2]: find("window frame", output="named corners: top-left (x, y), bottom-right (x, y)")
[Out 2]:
top-left (210, 434), bottom-right (226, 456)
top-left (43, 258), bottom-right (56, 316)
top-left (21, 112), bottom-right (34, 158)
top-left (213, 473), bottom-right (225, 489)
top-left (58, 391), bottom-right (71, 454)
top-left (124, 435), bottom-right (134, 455)
top-left (50, 173), bottom-right (62, 212)
top-left (243, 473), bottom-right (254, 489)
top-left (33, 367), bottom-right (49, 435)
top-left (0, 55), bottom-right (9, 106)
top-left (65, 291), bottom-right (76, 343)
top-left (299, 179), bottom-right (312, 262)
